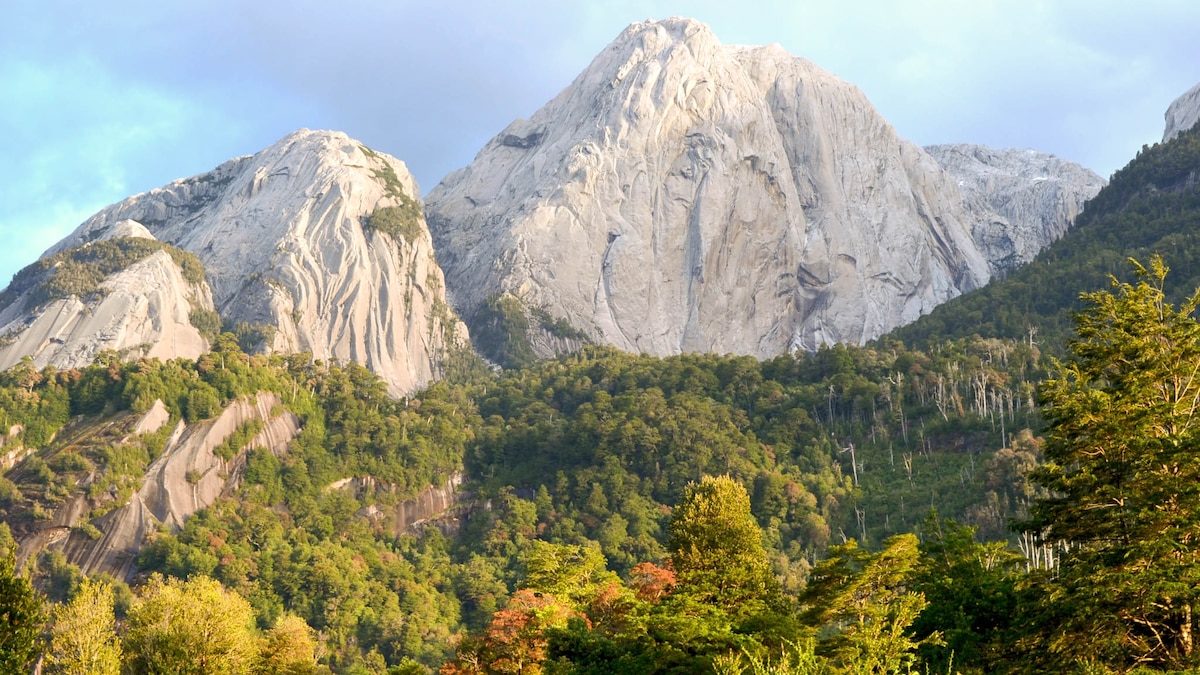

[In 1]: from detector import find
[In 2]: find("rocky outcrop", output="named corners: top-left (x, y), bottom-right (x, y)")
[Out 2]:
top-left (1164, 82), bottom-right (1200, 141)
top-left (330, 472), bottom-right (465, 535)
top-left (41, 130), bottom-right (465, 396)
top-left (925, 144), bottom-right (1105, 274)
top-left (57, 393), bottom-right (301, 580)
top-left (427, 18), bottom-right (1000, 358)
top-left (0, 225), bottom-right (214, 371)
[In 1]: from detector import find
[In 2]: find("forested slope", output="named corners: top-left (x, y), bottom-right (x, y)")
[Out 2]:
top-left (0, 327), bottom-right (1043, 671)
top-left (891, 123), bottom-right (1200, 353)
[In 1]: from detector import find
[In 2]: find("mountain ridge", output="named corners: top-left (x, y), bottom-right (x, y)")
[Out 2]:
top-left (37, 129), bottom-right (466, 396)
top-left (426, 17), bottom-right (1098, 366)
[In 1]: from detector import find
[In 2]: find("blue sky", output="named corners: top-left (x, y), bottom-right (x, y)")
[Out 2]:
top-left (2, 0), bottom-right (1198, 286)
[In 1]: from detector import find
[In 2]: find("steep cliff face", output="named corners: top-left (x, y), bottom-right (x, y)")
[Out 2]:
top-left (1164, 81), bottom-right (1200, 141)
top-left (925, 144), bottom-right (1105, 274)
top-left (0, 220), bottom-right (214, 371)
top-left (427, 18), bottom-right (996, 358)
top-left (43, 130), bottom-right (465, 396)
top-left (15, 394), bottom-right (302, 581)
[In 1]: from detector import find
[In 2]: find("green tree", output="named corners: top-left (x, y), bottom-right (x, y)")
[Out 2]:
top-left (669, 475), bottom-right (785, 621)
top-left (46, 577), bottom-right (122, 675)
top-left (0, 551), bottom-right (43, 674)
top-left (909, 516), bottom-right (1025, 674)
top-left (255, 614), bottom-right (319, 675)
top-left (1023, 257), bottom-right (1200, 669)
top-left (124, 574), bottom-right (258, 675)
top-left (801, 534), bottom-right (931, 675)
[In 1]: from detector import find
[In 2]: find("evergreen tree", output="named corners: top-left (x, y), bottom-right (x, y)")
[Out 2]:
top-left (1023, 257), bottom-right (1200, 669)
top-left (801, 534), bottom-right (931, 674)
top-left (0, 551), bottom-right (43, 674)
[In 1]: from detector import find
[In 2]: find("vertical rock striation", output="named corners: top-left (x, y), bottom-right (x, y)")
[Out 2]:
top-left (427, 18), bottom-right (1001, 358)
top-left (39, 130), bottom-right (466, 396)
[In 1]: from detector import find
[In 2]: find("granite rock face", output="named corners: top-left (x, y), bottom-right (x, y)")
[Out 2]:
top-left (41, 130), bottom-right (466, 396)
top-left (1164, 81), bottom-right (1200, 141)
top-left (427, 17), bottom-right (999, 357)
top-left (0, 221), bottom-right (214, 371)
top-left (925, 144), bottom-right (1105, 274)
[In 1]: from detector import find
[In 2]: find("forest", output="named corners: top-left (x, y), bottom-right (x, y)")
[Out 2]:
top-left (4, 85), bottom-right (1200, 675)
top-left (0, 256), bottom-right (1197, 673)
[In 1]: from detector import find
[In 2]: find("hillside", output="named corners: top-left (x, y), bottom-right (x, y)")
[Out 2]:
top-left (890, 122), bottom-right (1200, 353)
top-left (0, 327), bottom-right (1043, 670)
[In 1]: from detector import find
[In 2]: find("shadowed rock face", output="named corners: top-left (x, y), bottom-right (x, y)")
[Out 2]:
top-left (41, 130), bottom-right (466, 397)
top-left (1165, 81), bottom-right (1200, 142)
top-left (925, 144), bottom-right (1106, 275)
top-left (427, 17), bottom-right (1011, 357)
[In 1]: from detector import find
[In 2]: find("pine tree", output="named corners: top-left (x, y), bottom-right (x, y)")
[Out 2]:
top-left (1024, 256), bottom-right (1200, 669)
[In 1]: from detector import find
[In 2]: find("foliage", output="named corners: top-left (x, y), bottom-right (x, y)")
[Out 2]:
top-left (530, 306), bottom-right (588, 341)
top-left (360, 145), bottom-right (424, 245)
top-left (891, 122), bottom-right (1200, 354)
top-left (471, 293), bottom-right (538, 369)
top-left (669, 475), bottom-right (785, 622)
top-left (1021, 257), bottom-right (1200, 670)
top-left (0, 550), bottom-right (44, 674)
top-left (190, 308), bottom-right (223, 342)
top-left (0, 236), bottom-right (206, 314)
top-left (256, 613), bottom-right (320, 675)
top-left (365, 206), bottom-right (424, 245)
top-left (801, 534), bottom-right (932, 674)
top-left (908, 516), bottom-right (1025, 674)
top-left (46, 577), bottom-right (123, 675)
top-left (124, 574), bottom-right (259, 675)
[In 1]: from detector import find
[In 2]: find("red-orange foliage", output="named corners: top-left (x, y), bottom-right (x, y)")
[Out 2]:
top-left (629, 561), bottom-right (676, 603)
top-left (442, 589), bottom-right (577, 675)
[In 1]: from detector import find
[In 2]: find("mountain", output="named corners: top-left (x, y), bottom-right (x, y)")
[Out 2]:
top-left (0, 220), bottom-right (214, 371)
top-left (35, 130), bottom-right (465, 396)
top-left (1164, 81), bottom-right (1200, 141)
top-left (890, 118), bottom-right (1200, 352)
top-left (426, 18), bottom-right (1094, 366)
top-left (924, 144), bottom-right (1105, 274)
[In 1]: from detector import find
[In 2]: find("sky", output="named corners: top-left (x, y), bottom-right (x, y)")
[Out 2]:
top-left (1, 0), bottom-right (1198, 286)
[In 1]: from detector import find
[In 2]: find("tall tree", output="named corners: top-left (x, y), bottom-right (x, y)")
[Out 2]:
top-left (801, 534), bottom-right (931, 675)
top-left (0, 551), bottom-right (43, 674)
top-left (1023, 257), bottom-right (1200, 669)
top-left (46, 577), bottom-right (122, 675)
top-left (668, 474), bottom-right (784, 621)
top-left (124, 574), bottom-right (258, 675)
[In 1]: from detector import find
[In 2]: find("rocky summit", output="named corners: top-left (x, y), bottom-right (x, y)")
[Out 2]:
top-left (1164, 81), bottom-right (1200, 141)
top-left (1, 19), bottom-right (1109, 383)
top-left (0, 220), bottom-right (214, 371)
top-left (41, 130), bottom-right (465, 396)
top-left (925, 144), bottom-right (1105, 275)
top-left (426, 18), bottom-right (1094, 360)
